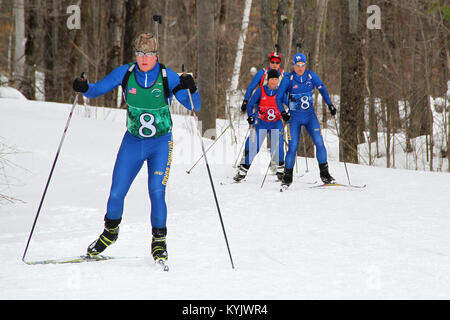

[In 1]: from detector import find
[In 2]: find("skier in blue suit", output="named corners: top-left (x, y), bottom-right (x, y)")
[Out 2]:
top-left (234, 69), bottom-right (287, 182)
top-left (275, 53), bottom-right (337, 187)
top-left (72, 33), bottom-right (200, 262)
top-left (241, 52), bottom-right (286, 112)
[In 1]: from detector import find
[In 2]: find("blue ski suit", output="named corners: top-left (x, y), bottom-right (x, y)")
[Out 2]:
top-left (83, 62), bottom-right (200, 228)
top-left (275, 69), bottom-right (332, 170)
top-left (243, 67), bottom-right (286, 102)
top-left (243, 85), bottom-right (286, 167)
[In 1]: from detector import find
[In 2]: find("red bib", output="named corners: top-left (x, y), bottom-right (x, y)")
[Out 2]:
top-left (258, 87), bottom-right (281, 122)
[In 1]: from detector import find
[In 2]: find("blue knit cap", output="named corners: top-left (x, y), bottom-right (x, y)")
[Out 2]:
top-left (293, 53), bottom-right (307, 64)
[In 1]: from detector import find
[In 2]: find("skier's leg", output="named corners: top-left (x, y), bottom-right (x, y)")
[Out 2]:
top-left (282, 119), bottom-right (300, 186)
top-left (246, 126), bottom-right (262, 166)
top-left (305, 114), bottom-right (327, 164)
top-left (106, 131), bottom-right (145, 220)
top-left (88, 132), bottom-right (144, 256)
top-left (284, 119), bottom-right (301, 170)
top-left (234, 126), bottom-right (264, 181)
top-left (305, 115), bottom-right (335, 183)
top-left (146, 134), bottom-right (172, 261)
top-left (269, 122), bottom-right (285, 179)
top-left (146, 134), bottom-right (172, 229)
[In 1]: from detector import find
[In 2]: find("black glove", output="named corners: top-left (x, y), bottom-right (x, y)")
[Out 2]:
top-left (179, 74), bottom-right (197, 94)
top-left (328, 104), bottom-right (337, 116)
top-left (241, 100), bottom-right (248, 113)
top-left (247, 116), bottom-right (255, 125)
top-left (281, 111), bottom-right (291, 122)
top-left (72, 75), bottom-right (88, 93)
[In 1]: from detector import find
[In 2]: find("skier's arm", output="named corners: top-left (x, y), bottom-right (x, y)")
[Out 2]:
top-left (247, 87), bottom-right (261, 117)
top-left (276, 76), bottom-right (290, 114)
top-left (311, 72), bottom-right (332, 106)
top-left (243, 70), bottom-right (264, 102)
top-left (83, 64), bottom-right (130, 99)
top-left (166, 68), bottom-right (201, 112)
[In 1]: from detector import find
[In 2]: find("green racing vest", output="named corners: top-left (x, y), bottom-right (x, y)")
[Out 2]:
top-left (124, 65), bottom-right (172, 138)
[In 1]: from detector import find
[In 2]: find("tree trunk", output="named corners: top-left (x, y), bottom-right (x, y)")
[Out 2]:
top-left (339, 0), bottom-right (364, 164)
top-left (23, 0), bottom-right (44, 100)
top-left (311, 0), bottom-right (328, 72)
top-left (13, 0), bottom-right (25, 90)
top-left (215, 0), bottom-right (228, 119)
top-left (162, 0), bottom-right (170, 62)
top-left (197, 0), bottom-right (217, 137)
top-left (276, 0), bottom-right (294, 70)
top-left (105, 0), bottom-right (125, 108)
top-left (228, 0), bottom-right (252, 97)
top-left (260, 0), bottom-right (273, 63)
top-left (124, 0), bottom-right (142, 64)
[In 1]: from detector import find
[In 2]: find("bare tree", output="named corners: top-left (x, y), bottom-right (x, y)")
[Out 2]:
top-left (13, 0), bottom-right (25, 89)
top-left (197, 0), bottom-right (217, 136)
top-left (339, 0), bottom-right (365, 163)
top-left (260, 0), bottom-right (274, 63)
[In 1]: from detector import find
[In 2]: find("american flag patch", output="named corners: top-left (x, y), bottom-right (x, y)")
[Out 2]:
top-left (129, 87), bottom-right (137, 94)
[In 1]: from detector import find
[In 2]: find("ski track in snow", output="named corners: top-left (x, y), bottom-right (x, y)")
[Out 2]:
top-left (0, 98), bottom-right (449, 299)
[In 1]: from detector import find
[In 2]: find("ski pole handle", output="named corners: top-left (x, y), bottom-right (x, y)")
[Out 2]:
top-left (181, 64), bottom-right (196, 114)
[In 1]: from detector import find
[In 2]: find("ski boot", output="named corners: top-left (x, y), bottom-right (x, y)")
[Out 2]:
top-left (276, 162), bottom-right (285, 181)
top-left (87, 217), bottom-right (121, 257)
top-left (233, 164), bottom-right (249, 182)
top-left (151, 227), bottom-right (168, 261)
top-left (319, 163), bottom-right (336, 184)
top-left (281, 168), bottom-right (293, 187)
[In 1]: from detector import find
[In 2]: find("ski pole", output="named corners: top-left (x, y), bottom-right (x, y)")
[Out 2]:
top-left (186, 124), bottom-right (230, 174)
top-left (153, 15), bottom-right (162, 46)
top-left (182, 65), bottom-right (235, 269)
top-left (333, 116), bottom-right (351, 184)
top-left (261, 124), bottom-right (285, 188)
top-left (22, 76), bottom-right (83, 263)
top-left (301, 128), bottom-right (309, 173)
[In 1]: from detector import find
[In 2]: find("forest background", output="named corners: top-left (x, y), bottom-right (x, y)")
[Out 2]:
top-left (0, 0), bottom-right (449, 172)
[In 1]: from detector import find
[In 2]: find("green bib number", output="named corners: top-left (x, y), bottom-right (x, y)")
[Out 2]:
top-left (125, 67), bottom-right (172, 138)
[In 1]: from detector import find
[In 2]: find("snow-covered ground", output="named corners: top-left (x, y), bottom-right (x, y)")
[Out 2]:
top-left (0, 96), bottom-right (449, 300)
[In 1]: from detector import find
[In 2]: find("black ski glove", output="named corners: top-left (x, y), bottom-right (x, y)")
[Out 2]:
top-left (328, 104), bottom-right (337, 116)
top-left (281, 111), bottom-right (291, 122)
top-left (179, 74), bottom-right (197, 94)
top-left (72, 75), bottom-right (88, 93)
top-left (241, 100), bottom-right (248, 113)
top-left (247, 116), bottom-right (255, 125)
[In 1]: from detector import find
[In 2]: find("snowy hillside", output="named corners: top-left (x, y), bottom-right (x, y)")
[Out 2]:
top-left (0, 97), bottom-right (449, 300)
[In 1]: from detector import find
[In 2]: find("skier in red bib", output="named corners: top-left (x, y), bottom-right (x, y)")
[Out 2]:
top-left (234, 69), bottom-right (288, 181)
top-left (240, 51), bottom-right (286, 113)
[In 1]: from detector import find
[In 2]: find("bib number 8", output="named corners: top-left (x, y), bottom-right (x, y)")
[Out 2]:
top-left (139, 113), bottom-right (157, 137)
top-left (267, 108), bottom-right (277, 121)
top-left (300, 96), bottom-right (310, 110)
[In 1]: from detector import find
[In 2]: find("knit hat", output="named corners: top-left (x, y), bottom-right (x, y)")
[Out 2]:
top-left (133, 33), bottom-right (158, 52)
top-left (267, 69), bottom-right (279, 80)
top-left (293, 53), bottom-right (307, 64)
top-left (269, 52), bottom-right (282, 62)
